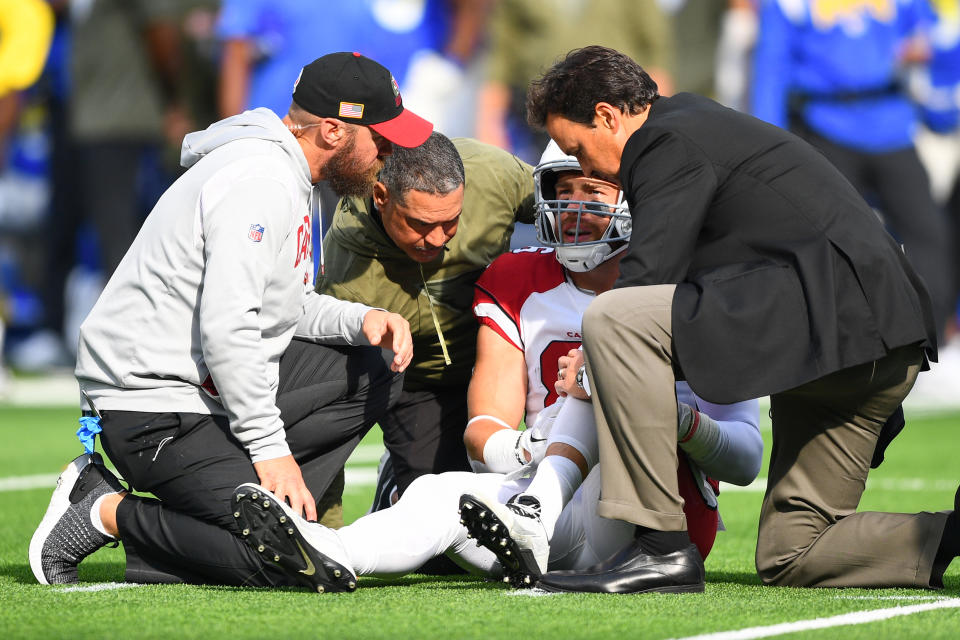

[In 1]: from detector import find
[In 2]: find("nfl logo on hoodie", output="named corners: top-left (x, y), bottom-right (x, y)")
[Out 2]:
top-left (248, 224), bottom-right (264, 242)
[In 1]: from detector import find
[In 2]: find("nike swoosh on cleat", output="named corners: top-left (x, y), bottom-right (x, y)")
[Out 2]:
top-left (529, 437), bottom-right (547, 443)
top-left (295, 541), bottom-right (316, 576)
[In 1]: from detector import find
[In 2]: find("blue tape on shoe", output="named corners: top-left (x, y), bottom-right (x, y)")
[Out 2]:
top-left (77, 415), bottom-right (102, 454)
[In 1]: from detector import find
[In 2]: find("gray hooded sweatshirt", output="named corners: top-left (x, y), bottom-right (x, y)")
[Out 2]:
top-left (75, 109), bottom-right (373, 462)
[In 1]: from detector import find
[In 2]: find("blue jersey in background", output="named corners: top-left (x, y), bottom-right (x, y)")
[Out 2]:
top-left (217, 0), bottom-right (450, 117)
top-left (752, 0), bottom-right (934, 152)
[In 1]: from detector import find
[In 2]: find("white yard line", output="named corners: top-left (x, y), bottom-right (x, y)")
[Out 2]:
top-left (0, 473), bottom-right (61, 491)
top-left (0, 465), bottom-right (379, 492)
top-left (58, 582), bottom-right (142, 593)
top-left (672, 598), bottom-right (960, 640)
top-left (347, 444), bottom-right (386, 464)
top-left (837, 595), bottom-right (945, 601)
top-left (1, 467), bottom-right (950, 495)
top-left (506, 588), bottom-right (559, 597)
top-left (721, 477), bottom-right (958, 493)
top-left (1, 373), bottom-right (79, 407)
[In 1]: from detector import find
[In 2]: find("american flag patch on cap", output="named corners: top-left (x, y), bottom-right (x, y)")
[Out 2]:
top-left (338, 102), bottom-right (364, 118)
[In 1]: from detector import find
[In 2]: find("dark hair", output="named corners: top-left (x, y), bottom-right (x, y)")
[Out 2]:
top-left (379, 131), bottom-right (465, 204)
top-left (526, 46), bottom-right (659, 129)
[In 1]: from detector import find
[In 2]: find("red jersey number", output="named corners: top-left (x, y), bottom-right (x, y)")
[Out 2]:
top-left (539, 339), bottom-right (581, 407)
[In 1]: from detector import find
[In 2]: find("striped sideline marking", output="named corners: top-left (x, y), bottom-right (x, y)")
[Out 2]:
top-left (672, 598), bottom-right (960, 640)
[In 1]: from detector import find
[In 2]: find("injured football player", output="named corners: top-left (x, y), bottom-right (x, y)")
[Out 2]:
top-left (229, 142), bottom-right (764, 593)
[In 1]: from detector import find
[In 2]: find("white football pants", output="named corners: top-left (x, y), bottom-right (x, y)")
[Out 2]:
top-left (336, 467), bottom-right (634, 577)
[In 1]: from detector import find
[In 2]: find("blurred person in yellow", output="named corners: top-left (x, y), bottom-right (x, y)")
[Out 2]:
top-left (0, 0), bottom-right (54, 98)
top-left (0, 0), bottom-right (54, 163)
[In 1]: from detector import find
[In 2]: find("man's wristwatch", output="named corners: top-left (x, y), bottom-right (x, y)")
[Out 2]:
top-left (575, 364), bottom-right (591, 397)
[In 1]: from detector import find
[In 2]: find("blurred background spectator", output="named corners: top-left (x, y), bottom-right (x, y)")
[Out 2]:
top-left (216, 0), bottom-right (491, 258)
top-left (913, 0), bottom-right (960, 326)
top-left (0, 0), bottom-right (956, 405)
top-left (3, 0), bottom-right (220, 373)
top-left (0, 0), bottom-right (55, 386)
top-left (474, 0), bottom-right (674, 164)
top-left (751, 0), bottom-right (959, 400)
top-left (714, 0), bottom-right (759, 110)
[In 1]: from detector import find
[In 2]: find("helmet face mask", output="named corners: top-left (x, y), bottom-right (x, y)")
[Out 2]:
top-left (534, 141), bottom-right (632, 272)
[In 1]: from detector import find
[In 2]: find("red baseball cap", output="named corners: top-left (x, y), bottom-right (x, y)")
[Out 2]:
top-left (292, 52), bottom-right (433, 148)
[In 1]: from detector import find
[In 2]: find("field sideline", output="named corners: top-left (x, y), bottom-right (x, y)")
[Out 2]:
top-left (2, 398), bottom-right (958, 638)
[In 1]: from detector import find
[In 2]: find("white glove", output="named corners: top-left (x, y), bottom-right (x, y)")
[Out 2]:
top-left (520, 398), bottom-right (565, 466)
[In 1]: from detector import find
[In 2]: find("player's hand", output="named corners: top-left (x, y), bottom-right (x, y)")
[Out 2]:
top-left (555, 349), bottom-right (590, 401)
top-left (253, 455), bottom-right (317, 521)
top-left (363, 310), bottom-right (413, 372)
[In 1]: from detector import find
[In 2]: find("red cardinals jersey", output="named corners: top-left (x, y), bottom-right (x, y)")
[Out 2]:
top-left (474, 247), bottom-right (593, 426)
top-left (474, 247), bottom-right (722, 558)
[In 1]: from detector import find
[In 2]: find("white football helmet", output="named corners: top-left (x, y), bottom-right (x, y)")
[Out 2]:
top-left (533, 140), bottom-right (632, 272)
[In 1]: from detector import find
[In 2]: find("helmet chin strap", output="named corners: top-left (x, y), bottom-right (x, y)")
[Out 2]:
top-left (556, 241), bottom-right (628, 272)
top-left (533, 141), bottom-right (633, 272)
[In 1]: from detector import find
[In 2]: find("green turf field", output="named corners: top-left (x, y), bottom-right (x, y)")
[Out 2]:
top-left (2, 402), bottom-right (958, 639)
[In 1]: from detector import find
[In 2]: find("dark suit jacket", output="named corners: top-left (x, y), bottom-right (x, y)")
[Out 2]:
top-left (616, 93), bottom-right (936, 404)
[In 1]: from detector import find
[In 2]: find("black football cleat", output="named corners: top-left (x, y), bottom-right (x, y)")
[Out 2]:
top-left (459, 492), bottom-right (549, 588)
top-left (233, 483), bottom-right (357, 594)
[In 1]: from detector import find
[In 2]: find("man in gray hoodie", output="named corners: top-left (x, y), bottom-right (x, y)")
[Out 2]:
top-left (30, 53), bottom-right (431, 589)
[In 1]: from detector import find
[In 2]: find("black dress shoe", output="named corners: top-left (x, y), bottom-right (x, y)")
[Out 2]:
top-left (536, 541), bottom-right (705, 594)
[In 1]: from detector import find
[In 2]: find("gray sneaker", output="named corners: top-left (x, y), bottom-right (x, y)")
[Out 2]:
top-left (459, 492), bottom-right (549, 588)
top-left (29, 453), bottom-right (126, 584)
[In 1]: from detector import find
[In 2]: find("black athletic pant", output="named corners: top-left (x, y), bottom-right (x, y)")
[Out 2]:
top-left (378, 385), bottom-right (472, 496)
top-left (101, 340), bottom-right (403, 586)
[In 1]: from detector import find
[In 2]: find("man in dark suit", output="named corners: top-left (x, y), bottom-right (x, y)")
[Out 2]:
top-left (523, 45), bottom-right (958, 594)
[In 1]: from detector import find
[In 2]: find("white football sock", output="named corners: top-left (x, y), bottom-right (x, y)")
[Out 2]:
top-left (90, 493), bottom-right (117, 539)
top-left (678, 406), bottom-right (722, 462)
top-left (523, 455), bottom-right (581, 539)
top-left (548, 397), bottom-right (599, 468)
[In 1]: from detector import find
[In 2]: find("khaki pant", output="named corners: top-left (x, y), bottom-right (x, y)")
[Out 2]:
top-left (581, 285), bottom-right (948, 588)
top-left (582, 285), bottom-right (685, 531)
top-left (757, 345), bottom-right (947, 587)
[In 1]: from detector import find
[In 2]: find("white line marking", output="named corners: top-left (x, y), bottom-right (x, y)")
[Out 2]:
top-left (837, 595), bottom-right (947, 601)
top-left (671, 598), bottom-right (960, 640)
top-left (720, 479), bottom-right (766, 493)
top-left (0, 468), bottom-right (950, 495)
top-left (347, 444), bottom-right (386, 464)
top-left (344, 468), bottom-right (377, 485)
top-left (504, 588), bottom-right (558, 597)
top-left (58, 582), bottom-right (141, 593)
top-left (0, 467), bottom-right (379, 492)
top-left (0, 473), bottom-right (61, 491)
top-left (0, 373), bottom-right (79, 407)
top-left (720, 477), bottom-right (957, 493)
